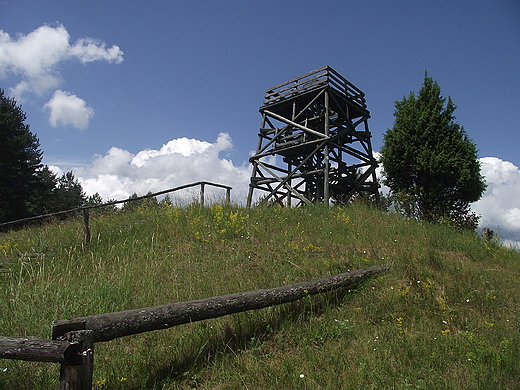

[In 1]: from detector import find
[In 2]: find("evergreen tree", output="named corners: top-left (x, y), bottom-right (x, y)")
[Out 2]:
top-left (29, 165), bottom-right (59, 215)
top-left (0, 89), bottom-right (44, 222)
top-left (0, 90), bottom-right (88, 223)
top-left (85, 192), bottom-right (104, 207)
top-left (26, 169), bottom-right (86, 217)
top-left (122, 192), bottom-right (158, 213)
top-left (380, 74), bottom-right (486, 229)
top-left (53, 171), bottom-right (86, 211)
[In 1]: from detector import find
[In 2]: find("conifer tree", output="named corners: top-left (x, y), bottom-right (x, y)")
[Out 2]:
top-left (53, 171), bottom-right (86, 211)
top-left (380, 74), bottom-right (486, 229)
top-left (0, 90), bottom-right (87, 223)
top-left (0, 89), bottom-right (44, 222)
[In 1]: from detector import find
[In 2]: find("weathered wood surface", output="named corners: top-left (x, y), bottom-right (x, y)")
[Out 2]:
top-left (52, 264), bottom-right (390, 343)
top-left (82, 208), bottom-right (91, 245)
top-left (263, 110), bottom-right (328, 139)
top-left (264, 66), bottom-right (366, 108)
top-left (59, 330), bottom-right (94, 390)
top-left (0, 336), bottom-right (82, 364)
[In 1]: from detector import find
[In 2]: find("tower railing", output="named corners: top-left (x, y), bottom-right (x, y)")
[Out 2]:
top-left (263, 65), bottom-right (366, 109)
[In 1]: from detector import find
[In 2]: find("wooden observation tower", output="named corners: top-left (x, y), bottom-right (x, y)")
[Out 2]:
top-left (246, 66), bottom-right (379, 207)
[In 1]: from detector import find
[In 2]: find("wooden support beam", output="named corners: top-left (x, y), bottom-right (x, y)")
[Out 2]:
top-left (200, 182), bottom-right (205, 206)
top-left (253, 140), bottom-right (327, 205)
top-left (262, 110), bottom-right (328, 139)
top-left (254, 160), bottom-right (313, 205)
top-left (324, 89), bottom-right (330, 205)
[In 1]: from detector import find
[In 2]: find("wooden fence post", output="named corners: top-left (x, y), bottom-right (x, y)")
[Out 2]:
top-left (200, 183), bottom-right (205, 207)
top-left (82, 208), bottom-right (91, 245)
top-left (59, 330), bottom-right (94, 390)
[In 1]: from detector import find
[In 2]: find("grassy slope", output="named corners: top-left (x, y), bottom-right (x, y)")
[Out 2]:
top-left (0, 203), bottom-right (519, 390)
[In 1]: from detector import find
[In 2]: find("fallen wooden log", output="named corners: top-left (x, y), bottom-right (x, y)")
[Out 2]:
top-left (52, 264), bottom-right (390, 342)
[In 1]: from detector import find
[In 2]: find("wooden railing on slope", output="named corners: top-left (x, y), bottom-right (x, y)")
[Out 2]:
top-left (0, 181), bottom-right (232, 245)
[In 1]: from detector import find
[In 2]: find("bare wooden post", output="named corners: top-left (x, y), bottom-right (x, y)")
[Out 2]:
top-left (226, 187), bottom-right (231, 204)
top-left (286, 163), bottom-right (292, 208)
top-left (200, 182), bottom-right (205, 206)
top-left (323, 89), bottom-right (330, 206)
top-left (59, 330), bottom-right (94, 390)
top-left (82, 208), bottom-right (91, 245)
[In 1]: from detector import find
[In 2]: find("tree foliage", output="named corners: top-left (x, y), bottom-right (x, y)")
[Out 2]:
top-left (380, 74), bottom-right (486, 230)
top-left (0, 89), bottom-right (44, 222)
top-left (0, 89), bottom-right (87, 223)
top-left (54, 171), bottom-right (86, 211)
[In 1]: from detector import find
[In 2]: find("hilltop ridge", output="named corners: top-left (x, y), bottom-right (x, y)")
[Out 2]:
top-left (1, 202), bottom-right (519, 389)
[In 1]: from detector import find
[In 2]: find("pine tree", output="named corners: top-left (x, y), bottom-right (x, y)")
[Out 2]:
top-left (380, 74), bottom-right (486, 229)
top-left (53, 171), bottom-right (86, 211)
top-left (0, 90), bottom-right (88, 224)
top-left (29, 165), bottom-right (59, 215)
top-left (0, 89), bottom-right (44, 222)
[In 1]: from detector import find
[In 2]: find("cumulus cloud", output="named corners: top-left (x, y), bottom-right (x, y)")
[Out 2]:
top-left (0, 25), bottom-right (69, 97)
top-left (73, 133), bottom-right (251, 203)
top-left (69, 37), bottom-right (125, 64)
top-left (0, 23), bottom-right (123, 100)
top-left (44, 90), bottom-right (94, 129)
top-left (472, 157), bottom-right (520, 247)
top-left (372, 152), bottom-right (390, 195)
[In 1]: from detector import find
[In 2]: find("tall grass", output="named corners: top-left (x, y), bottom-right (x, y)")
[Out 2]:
top-left (0, 202), bottom-right (519, 389)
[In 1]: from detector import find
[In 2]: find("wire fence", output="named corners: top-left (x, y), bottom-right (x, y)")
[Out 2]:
top-left (0, 181), bottom-right (232, 244)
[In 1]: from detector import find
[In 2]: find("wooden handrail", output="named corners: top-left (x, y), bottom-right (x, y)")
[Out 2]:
top-left (263, 66), bottom-right (366, 109)
top-left (0, 336), bottom-right (83, 364)
top-left (0, 181), bottom-right (232, 228)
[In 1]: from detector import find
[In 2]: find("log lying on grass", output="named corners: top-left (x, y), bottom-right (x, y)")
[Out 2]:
top-left (0, 336), bottom-right (83, 364)
top-left (53, 264), bottom-right (390, 343)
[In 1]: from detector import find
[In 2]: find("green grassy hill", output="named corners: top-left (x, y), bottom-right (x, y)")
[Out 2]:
top-left (1, 203), bottom-right (519, 389)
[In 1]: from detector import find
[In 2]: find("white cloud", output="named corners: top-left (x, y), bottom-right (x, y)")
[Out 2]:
top-left (472, 157), bottom-right (520, 247)
top-left (0, 25), bottom-right (69, 98)
top-left (73, 133), bottom-right (251, 203)
top-left (44, 90), bottom-right (94, 129)
top-left (69, 37), bottom-right (124, 64)
top-left (0, 23), bottom-right (123, 125)
top-left (372, 152), bottom-right (390, 196)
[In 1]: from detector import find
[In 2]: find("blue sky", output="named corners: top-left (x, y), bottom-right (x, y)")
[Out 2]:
top-left (1, 0), bottom-right (519, 244)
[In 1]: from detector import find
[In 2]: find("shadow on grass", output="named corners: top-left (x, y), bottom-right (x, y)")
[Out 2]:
top-left (132, 286), bottom-right (360, 389)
